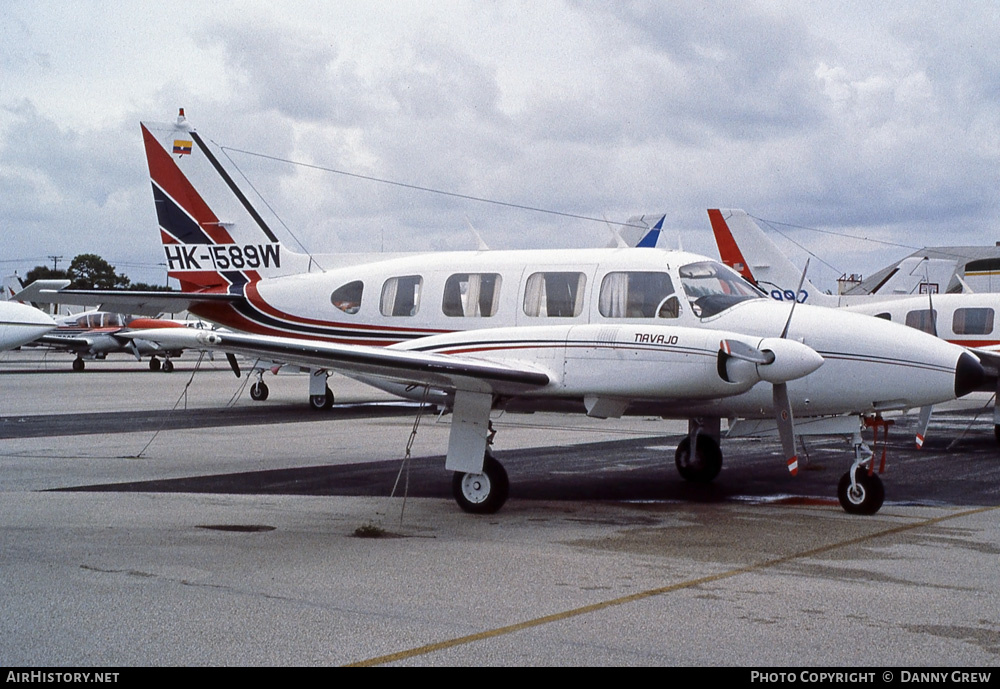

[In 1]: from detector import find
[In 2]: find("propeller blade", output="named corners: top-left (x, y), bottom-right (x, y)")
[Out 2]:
top-left (780, 258), bottom-right (811, 339)
top-left (915, 405), bottom-right (933, 449)
top-left (226, 352), bottom-right (241, 378)
top-left (719, 338), bottom-right (773, 365)
top-left (772, 382), bottom-right (798, 475)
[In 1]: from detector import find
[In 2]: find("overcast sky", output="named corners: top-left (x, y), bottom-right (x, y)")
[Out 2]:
top-left (3, 0), bottom-right (999, 291)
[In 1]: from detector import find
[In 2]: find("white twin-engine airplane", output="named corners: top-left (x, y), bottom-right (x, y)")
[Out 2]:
top-left (709, 208), bottom-right (1000, 445)
top-left (47, 111), bottom-right (984, 516)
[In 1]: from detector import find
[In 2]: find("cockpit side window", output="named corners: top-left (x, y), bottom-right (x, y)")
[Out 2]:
top-left (380, 276), bottom-right (423, 317)
top-left (599, 272), bottom-right (679, 319)
top-left (331, 280), bottom-right (364, 314)
top-left (679, 260), bottom-right (762, 318)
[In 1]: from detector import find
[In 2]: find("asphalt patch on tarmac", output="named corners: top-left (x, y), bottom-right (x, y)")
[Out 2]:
top-left (54, 412), bottom-right (1000, 507)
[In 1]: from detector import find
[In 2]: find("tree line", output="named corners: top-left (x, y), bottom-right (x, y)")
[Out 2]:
top-left (25, 254), bottom-right (173, 291)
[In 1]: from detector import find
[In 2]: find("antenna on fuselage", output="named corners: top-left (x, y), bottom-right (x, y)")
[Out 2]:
top-left (465, 216), bottom-right (490, 251)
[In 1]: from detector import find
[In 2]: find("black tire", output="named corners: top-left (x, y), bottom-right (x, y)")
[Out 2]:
top-left (162, 359), bottom-right (174, 373)
top-left (675, 434), bottom-right (723, 483)
top-left (452, 455), bottom-right (510, 514)
top-left (309, 386), bottom-right (334, 410)
top-left (250, 381), bottom-right (269, 401)
top-left (994, 424), bottom-right (1000, 445)
top-left (72, 358), bottom-right (85, 372)
top-left (149, 357), bottom-right (160, 371)
top-left (837, 470), bottom-right (885, 515)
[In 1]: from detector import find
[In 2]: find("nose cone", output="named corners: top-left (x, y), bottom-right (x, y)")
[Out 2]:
top-left (955, 351), bottom-right (985, 398)
top-left (756, 337), bottom-right (825, 383)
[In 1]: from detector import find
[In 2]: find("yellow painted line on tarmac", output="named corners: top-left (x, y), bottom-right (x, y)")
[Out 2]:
top-left (346, 504), bottom-right (1000, 667)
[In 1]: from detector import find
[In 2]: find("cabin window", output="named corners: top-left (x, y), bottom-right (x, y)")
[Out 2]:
top-left (874, 312), bottom-right (891, 321)
top-left (380, 275), bottom-right (423, 317)
top-left (523, 272), bottom-right (586, 317)
top-left (905, 309), bottom-right (937, 334)
top-left (953, 308), bottom-right (994, 335)
top-left (599, 272), bottom-right (679, 318)
top-left (331, 280), bottom-right (364, 314)
top-left (442, 273), bottom-right (502, 317)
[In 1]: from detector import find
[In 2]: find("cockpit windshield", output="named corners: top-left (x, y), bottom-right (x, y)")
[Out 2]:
top-left (678, 260), bottom-right (763, 318)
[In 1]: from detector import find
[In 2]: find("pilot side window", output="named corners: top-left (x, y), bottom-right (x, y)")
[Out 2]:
top-left (905, 309), bottom-right (937, 334)
top-left (523, 272), bottom-right (586, 317)
top-left (331, 280), bottom-right (363, 314)
top-left (953, 308), bottom-right (995, 335)
top-left (380, 276), bottom-right (423, 317)
top-left (599, 271), bottom-right (679, 318)
top-left (442, 273), bottom-right (502, 317)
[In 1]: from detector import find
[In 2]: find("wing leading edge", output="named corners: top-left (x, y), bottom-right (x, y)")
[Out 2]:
top-left (123, 327), bottom-right (551, 397)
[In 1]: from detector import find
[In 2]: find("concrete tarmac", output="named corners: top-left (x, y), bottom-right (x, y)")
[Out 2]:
top-left (2, 350), bottom-right (999, 667)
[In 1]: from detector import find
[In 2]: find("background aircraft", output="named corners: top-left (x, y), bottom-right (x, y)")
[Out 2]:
top-left (32, 309), bottom-right (189, 371)
top-left (44, 112), bottom-right (984, 516)
top-left (0, 300), bottom-right (56, 351)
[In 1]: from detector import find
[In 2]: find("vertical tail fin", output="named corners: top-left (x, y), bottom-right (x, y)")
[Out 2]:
top-left (708, 209), bottom-right (836, 307)
top-left (142, 110), bottom-right (308, 293)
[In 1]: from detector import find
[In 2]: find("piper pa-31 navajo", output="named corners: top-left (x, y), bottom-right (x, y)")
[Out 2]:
top-left (46, 111), bottom-right (984, 516)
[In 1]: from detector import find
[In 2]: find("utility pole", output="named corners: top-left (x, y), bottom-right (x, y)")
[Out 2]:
top-left (48, 255), bottom-right (63, 271)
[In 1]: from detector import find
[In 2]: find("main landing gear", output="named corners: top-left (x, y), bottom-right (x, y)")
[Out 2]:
top-left (249, 380), bottom-right (269, 401)
top-left (148, 357), bottom-right (174, 372)
top-left (675, 419), bottom-right (723, 484)
top-left (675, 434), bottom-right (723, 483)
top-left (452, 451), bottom-right (509, 514)
top-left (72, 356), bottom-right (85, 372)
top-left (309, 386), bottom-right (334, 411)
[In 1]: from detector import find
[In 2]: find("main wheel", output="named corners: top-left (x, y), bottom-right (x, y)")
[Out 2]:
top-left (452, 455), bottom-right (509, 514)
top-left (162, 359), bottom-right (174, 373)
top-left (675, 434), bottom-right (723, 483)
top-left (309, 386), bottom-right (334, 410)
top-left (837, 470), bottom-right (885, 515)
top-left (72, 357), bottom-right (85, 372)
top-left (250, 381), bottom-right (269, 401)
top-left (148, 357), bottom-right (160, 371)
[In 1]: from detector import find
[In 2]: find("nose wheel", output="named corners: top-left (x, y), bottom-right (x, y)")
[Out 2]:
top-left (838, 469), bottom-right (884, 515)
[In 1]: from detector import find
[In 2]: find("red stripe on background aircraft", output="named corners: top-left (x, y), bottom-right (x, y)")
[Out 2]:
top-left (43, 111), bottom-right (983, 515)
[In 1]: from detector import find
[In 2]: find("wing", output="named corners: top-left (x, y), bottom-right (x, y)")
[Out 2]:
top-left (123, 327), bottom-right (551, 396)
top-left (37, 289), bottom-right (239, 316)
